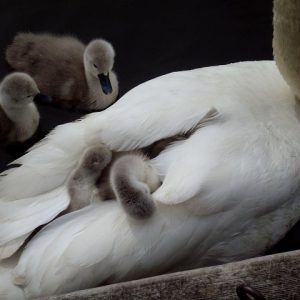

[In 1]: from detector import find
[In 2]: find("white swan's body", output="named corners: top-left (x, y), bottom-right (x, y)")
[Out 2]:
top-left (1, 61), bottom-right (300, 297)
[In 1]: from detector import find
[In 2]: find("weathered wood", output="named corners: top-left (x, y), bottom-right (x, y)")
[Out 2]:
top-left (38, 250), bottom-right (300, 300)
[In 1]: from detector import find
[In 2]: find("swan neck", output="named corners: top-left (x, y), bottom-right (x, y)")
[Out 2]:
top-left (273, 0), bottom-right (300, 99)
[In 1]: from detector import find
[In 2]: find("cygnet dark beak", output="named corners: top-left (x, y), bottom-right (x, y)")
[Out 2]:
top-left (98, 73), bottom-right (113, 95)
top-left (33, 93), bottom-right (54, 104)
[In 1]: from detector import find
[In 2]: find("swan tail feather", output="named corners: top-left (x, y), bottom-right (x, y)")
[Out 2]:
top-left (0, 234), bottom-right (30, 261)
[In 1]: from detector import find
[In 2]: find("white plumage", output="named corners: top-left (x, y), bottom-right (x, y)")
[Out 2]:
top-left (1, 61), bottom-right (300, 298)
top-left (0, 253), bottom-right (23, 300)
top-left (0, 186), bottom-right (69, 260)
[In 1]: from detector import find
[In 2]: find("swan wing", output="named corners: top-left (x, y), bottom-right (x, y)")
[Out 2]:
top-left (0, 253), bottom-right (24, 300)
top-left (0, 186), bottom-right (69, 260)
top-left (0, 121), bottom-right (86, 199)
top-left (0, 235), bottom-right (29, 261)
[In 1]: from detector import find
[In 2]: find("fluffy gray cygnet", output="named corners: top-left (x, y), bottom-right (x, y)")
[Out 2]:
top-left (67, 145), bottom-right (159, 218)
top-left (6, 32), bottom-right (119, 111)
top-left (0, 72), bottom-right (40, 144)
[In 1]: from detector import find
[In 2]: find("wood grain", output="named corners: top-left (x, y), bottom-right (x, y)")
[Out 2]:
top-left (38, 250), bottom-right (300, 300)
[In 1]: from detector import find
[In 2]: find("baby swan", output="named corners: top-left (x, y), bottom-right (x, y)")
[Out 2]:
top-left (0, 72), bottom-right (40, 144)
top-left (67, 145), bottom-right (160, 218)
top-left (6, 33), bottom-right (119, 111)
top-left (67, 145), bottom-right (113, 211)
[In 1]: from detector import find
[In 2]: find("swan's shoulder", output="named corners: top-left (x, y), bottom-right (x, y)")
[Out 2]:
top-left (113, 61), bottom-right (278, 105)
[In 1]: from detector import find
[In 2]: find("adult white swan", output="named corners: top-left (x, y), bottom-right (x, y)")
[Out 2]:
top-left (0, 61), bottom-right (268, 254)
top-left (1, 60), bottom-right (300, 299)
top-left (1, 59), bottom-right (299, 259)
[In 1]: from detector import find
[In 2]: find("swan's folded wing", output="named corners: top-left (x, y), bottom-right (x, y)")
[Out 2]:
top-left (14, 202), bottom-right (120, 298)
top-left (0, 186), bottom-right (69, 260)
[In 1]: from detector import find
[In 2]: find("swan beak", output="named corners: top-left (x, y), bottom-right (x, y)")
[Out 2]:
top-left (34, 93), bottom-right (54, 104)
top-left (98, 73), bottom-right (113, 95)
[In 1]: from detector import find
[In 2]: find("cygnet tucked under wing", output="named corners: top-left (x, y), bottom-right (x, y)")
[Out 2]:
top-left (66, 116), bottom-right (210, 212)
top-left (110, 154), bottom-right (160, 219)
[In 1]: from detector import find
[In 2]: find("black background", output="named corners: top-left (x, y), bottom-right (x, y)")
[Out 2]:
top-left (0, 0), bottom-right (274, 168)
top-left (0, 0), bottom-right (298, 253)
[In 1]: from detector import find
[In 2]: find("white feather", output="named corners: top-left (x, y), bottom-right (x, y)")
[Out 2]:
top-left (0, 186), bottom-right (69, 260)
top-left (0, 235), bottom-right (29, 261)
top-left (14, 201), bottom-right (197, 297)
top-left (0, 252), bottom-right (25, 300)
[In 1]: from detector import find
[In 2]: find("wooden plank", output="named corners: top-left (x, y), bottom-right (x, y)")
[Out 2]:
top-left (38, 250), bottom-right (300, 300)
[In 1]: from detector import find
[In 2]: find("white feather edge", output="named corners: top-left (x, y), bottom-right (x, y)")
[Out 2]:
top-left (0, 235), bottom-right (29, 261)
top-left (0, 186), bottom-right (69, 260)
top-left (0, 252), bottom-right (24, 300)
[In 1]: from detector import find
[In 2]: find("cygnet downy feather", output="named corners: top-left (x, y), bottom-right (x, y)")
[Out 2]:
top-left (0, 72), bottom-right (40, 144)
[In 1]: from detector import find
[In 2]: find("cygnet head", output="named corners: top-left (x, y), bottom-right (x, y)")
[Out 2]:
top-left (79, 145), bottom-right (112, 176)
top-left (84, 39), bottom-right (115, 95)
top-left (0, 72), bottom-right (39, 108)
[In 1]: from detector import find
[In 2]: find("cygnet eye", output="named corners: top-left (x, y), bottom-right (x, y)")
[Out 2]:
top-left (26, 95), bottom-right (31, 98)
top-left (93, 64), bottom-right (98, 69)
